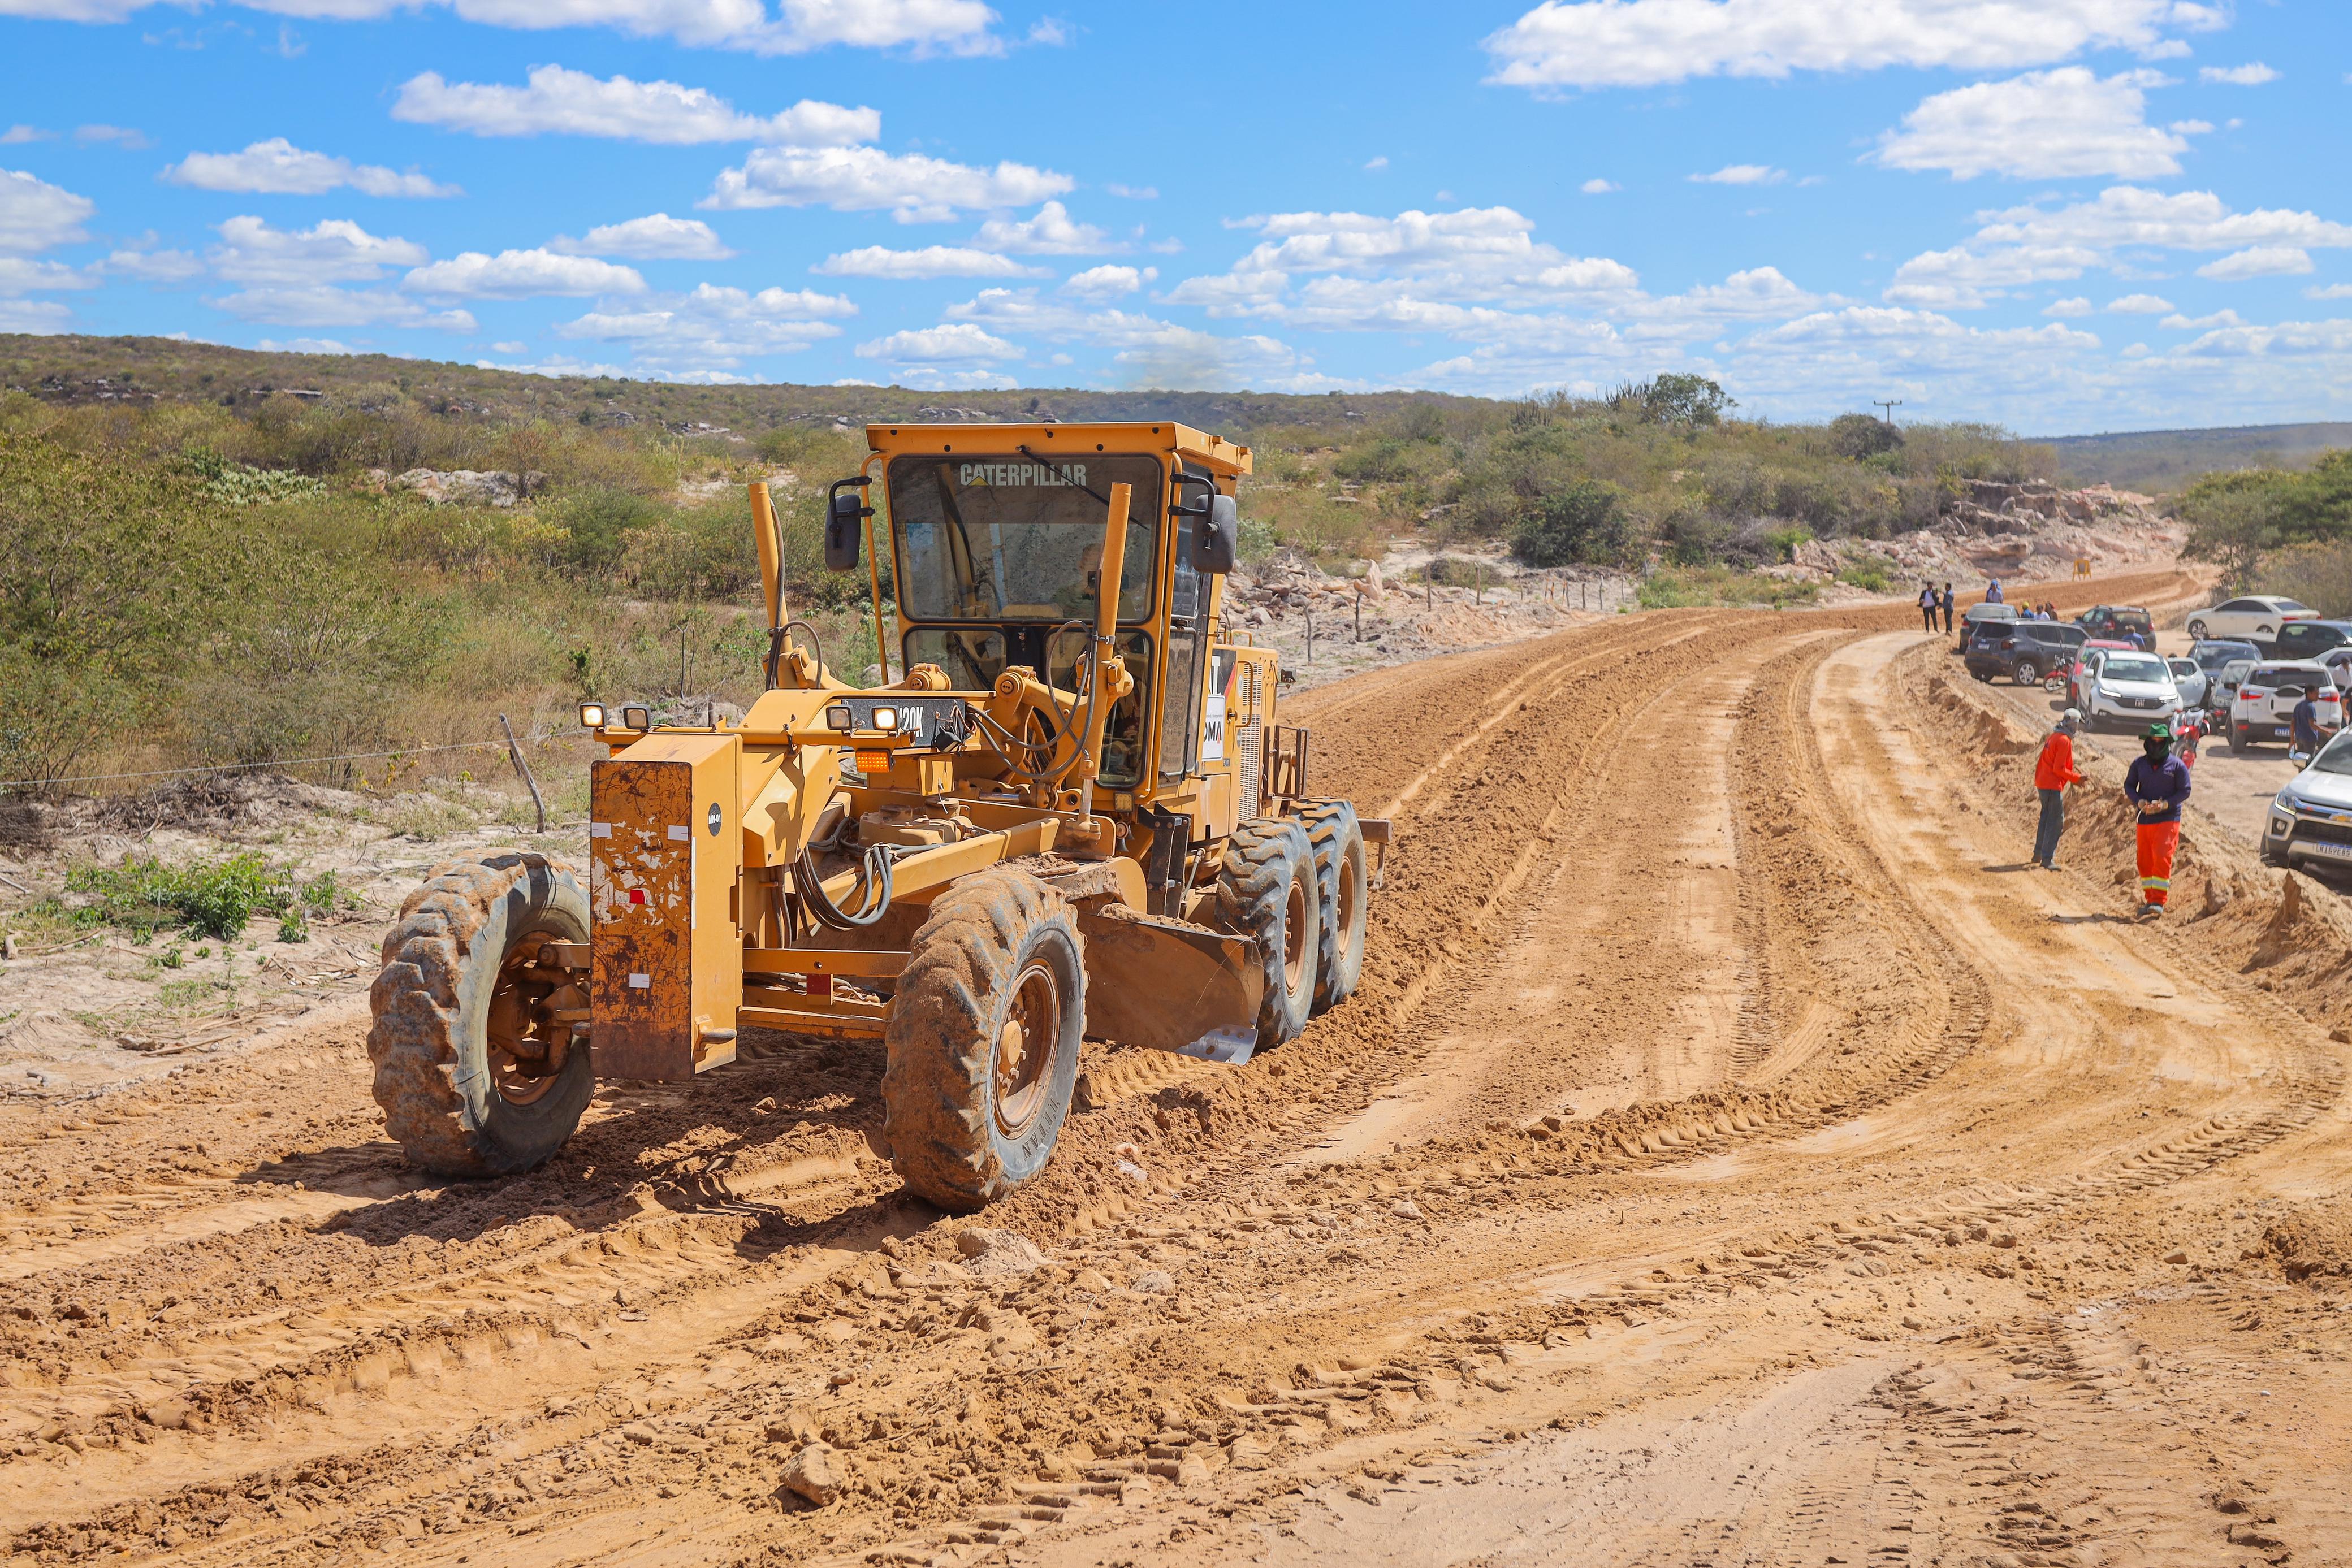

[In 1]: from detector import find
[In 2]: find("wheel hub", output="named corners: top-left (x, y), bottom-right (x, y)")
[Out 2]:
top-left (488, 935), bottom-right (582, 1107)
top-left (1282, 874), bottom-right (1310, 997)
top-left (993, 960), bottom-right (1058, 1137)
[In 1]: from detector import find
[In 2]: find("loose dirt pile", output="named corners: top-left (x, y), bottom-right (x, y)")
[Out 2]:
top-left (8, 563), bottom-right (2352, 1568)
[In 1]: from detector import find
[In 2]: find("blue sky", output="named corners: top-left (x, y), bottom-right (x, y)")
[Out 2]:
top-left (1, 0), bottom-right (2347, 434)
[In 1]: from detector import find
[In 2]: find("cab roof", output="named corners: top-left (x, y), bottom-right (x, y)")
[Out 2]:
top-left (863, 419), bottom-right (1253, 477)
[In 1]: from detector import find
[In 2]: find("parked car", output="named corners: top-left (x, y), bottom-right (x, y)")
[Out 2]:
top-left (2185, 595), bottom-right (2321, 646)
top-left (1965, 621), bottom-right (2089, 685)
top-left (2190, 638), bottom-right (2262, 678)
top-left (2165, 656), bottom-right (2210, 709)
top-left (2073, 605), bottom-right (2155, 647)
top-left (1956, 601), bottom-right (2018, 652)
top-left (2229, 661), bottom-right (2346, 751)
top-left (2079, 650), bottom-right (2182, 730)
top-left (2272, 619), bottom-right (2352, 663)
top-left (2214, 657), bottom-right (2258, 711)
top-left (2068, 640), bottom-right (2145, 711)
top-left (2320, 645), bottom-right (2352, 693)
top-left (2260, 731), bottom-right (2352, 872)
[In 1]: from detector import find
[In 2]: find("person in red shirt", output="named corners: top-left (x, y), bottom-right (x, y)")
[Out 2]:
top-left (2032, 709), bottom-right (2083, 869)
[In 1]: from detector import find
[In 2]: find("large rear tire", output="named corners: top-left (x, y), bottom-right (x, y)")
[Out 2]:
top-left (1216, 818), bottom-right (1320, 1049)
top-left (368, 853), bottom-right (594, 1177)
top-left (882, 872), bottom-right (1083, 1212)
top-left (1299, 799), bottom-right (1367, 1013)
top-left (2187, 618), bottom-right (2209, 640)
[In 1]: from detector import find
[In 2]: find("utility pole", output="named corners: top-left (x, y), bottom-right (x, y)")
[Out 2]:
top-left (1874, 398), bottom-right (1903, 427)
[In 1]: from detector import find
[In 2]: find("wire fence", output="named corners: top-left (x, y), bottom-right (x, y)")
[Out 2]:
top-left (0, 728), bottom-right (589, 794)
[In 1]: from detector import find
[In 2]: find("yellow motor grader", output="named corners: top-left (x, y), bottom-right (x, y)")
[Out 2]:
top-left (368, 421), bottom-right (1383, 1210)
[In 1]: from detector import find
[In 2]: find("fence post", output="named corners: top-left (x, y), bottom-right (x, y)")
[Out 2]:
top-left (499, 713), bottom-right (547, 834)
top-left (1305, 605), bottom-right (1314, 664)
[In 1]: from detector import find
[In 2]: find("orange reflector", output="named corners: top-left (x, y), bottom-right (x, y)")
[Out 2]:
top-left (855, 750), bottom-right (892, 772)
top-left (806, 973), bottom-right (833, 998)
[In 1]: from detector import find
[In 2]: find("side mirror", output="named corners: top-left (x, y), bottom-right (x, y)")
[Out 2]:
top-left (825, 478), bottom-right (870, 573)
top-left (1192, 494), bottom-right (1238, 575)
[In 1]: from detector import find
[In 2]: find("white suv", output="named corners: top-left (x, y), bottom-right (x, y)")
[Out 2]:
top-left (2230, 661), bottom-right (2345, 752)
top-left (2081, 651), bottom-right (2181, 731)
top-left (2186, 595), bottom-right (2320, 644)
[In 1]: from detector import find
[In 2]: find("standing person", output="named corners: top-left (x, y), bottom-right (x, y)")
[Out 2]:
top-left (2032, 709), bottom-right (2084, 869)
top-left (1918, 582), bottom-right (1939, 633)
top-left (1940, 583), bottom-right (1955, 632)
top-left (2124, 722), bottom-right (2192, 919)
top-left (1986, 577), bottom-right (2004, 604)
top-left (2290, 686), bottom-right (2322, 763)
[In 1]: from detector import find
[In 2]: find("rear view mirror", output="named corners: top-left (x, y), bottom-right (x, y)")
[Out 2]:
top-left (825, 478), bottom-right (870, 573)
top-left (1193, 494), bottom-right (1239, 575)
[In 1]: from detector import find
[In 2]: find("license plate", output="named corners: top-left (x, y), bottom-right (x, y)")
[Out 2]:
top-left (2298, 839), bottom-right (2352, 860)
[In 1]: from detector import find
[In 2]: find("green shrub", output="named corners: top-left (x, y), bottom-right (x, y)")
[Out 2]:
top-left (1761, 523), bottom-right (1813, 562)
top-left (56, 851), bottom-right (293, 941)
top-left (1511, 479), bottom-right (1632, 567)
top-left (1836, 559), bottom-right (1895, 594)
top-left (1827, 413), bottom-right (1903, 461)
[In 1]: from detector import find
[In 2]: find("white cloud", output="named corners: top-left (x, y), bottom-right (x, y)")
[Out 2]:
top-left (1581, 177), bottom-right (1619, 193)
top-left (209, 215), bottom-right (426, 285)
top-left (74, 123), bottom-right (149, 149)
top-left (2043, 296), bottom-right (2093, 316)
top-left (6, 0), bottom-right (1001, 56)
top-left (1975, 186), bottom-right (2352, 254)
top-left (0, 167), bottom-right (95, 254)
top-left (207, 285), bottom-right (475, 332)
top-left (0, 257), bottom-right (93, 295)
top-left (257, 336), bottom-right (354, 353)
top-left (165, 138), bottom-right (461, 198)
top-left (392, 66), bottom-right (877, 145)
top-left (703, 145), bottom-right (1071, 222)
top-left (1689, 164), bottom-right (1784, 185)
top-left (2195, 245), bottom-right (2311, 280)
top-left (1106, 183), bottom-right (1157, 200)
top-left (0, 298), bottom-right (73, 333)
top-left (2106, 292), bottom-right (2173, 312)
top-left (855, 322), bottom-right (1024, 362)
top-left (970, 200), bottom-right (1112, 254)
top-left (2173, 317), bottom-right (2352, 359)
top-left (1061, 263), bottom-right (1153, 300)
top-left (1, 127), bottom-right (54, 145)
top-left (1872, 68), bottom-right (2193, 180)
top-left (937, 288), bottom-right (1308, 385)
top-left (403, 248), bottom-right (647, 299)
top-left (812, 245), bottom-right (1047, 279)
top-left (93, 247), bottom-right (203, 281)
top-left (1364, 155), bottom-right (1389, 171)
top-left (1483, 0), bottom-right (2221, 90)
top-left (2157, 308), bottom-right (2242, 329)
top-left (549, 213), bottom-right (734, 259)
top-left (554, 282), bottom-right (855, 367)
top-left (2199, 62), bottom-right (2277, 85)
top-left (491, 340), bottom-right (527, 352)
top-left (2306, 283), bottom-right (2352, 301)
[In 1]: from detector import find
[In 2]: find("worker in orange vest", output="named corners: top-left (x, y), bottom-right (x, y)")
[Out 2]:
top-left (2031, 709), bottom-right (2083, 869)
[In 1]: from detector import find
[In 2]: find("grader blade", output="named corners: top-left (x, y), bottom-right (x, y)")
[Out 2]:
top-left (1076, 904), bottom-right (1265, 1057)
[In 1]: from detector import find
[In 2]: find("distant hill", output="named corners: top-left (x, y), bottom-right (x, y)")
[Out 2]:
top-left (2039, 422), bottom-right (2352, 495)
top-left (0, 333), bottom-right (1486, 441)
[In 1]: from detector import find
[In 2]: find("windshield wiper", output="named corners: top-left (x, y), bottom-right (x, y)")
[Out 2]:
top-left (1018, 444), bottom-right (1112, 508)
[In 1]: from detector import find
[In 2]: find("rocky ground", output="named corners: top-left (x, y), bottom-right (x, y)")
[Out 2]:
top-left (10, 565), bottom-right (2352, 1568)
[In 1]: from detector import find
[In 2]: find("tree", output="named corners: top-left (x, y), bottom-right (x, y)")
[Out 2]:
top-left (2178, 476), bottom-right (2288, 592)
top-left (1610, 373), bottom-right (1735, 428)
top-left (1510, 479), bottom-right (1632, 566)
top-left (1827, 412), bottom-right (1903, 461)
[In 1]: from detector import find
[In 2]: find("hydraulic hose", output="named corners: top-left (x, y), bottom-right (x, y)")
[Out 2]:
top-left (792, 840), bottom-right (900, 931)
top-left (764, 620), bottom-right (826, 690)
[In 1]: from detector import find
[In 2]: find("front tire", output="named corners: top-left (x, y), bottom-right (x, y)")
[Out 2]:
top-left (1217, 818), bottom-right (1320, 1049)
top-left (1299, 799), bottom-right (1368, 1013)
top-left (883, 872), bottom-right (1083, 1212)
top-left (2014, 659), bottom-right (2039, 686)
top-left (2187, 618), bottom-right (2208, 640)
top-left (368, 853), bottom-right (595, 1176)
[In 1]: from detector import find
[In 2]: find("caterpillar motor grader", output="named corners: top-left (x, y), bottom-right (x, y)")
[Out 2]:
top-left (368, 421), bottom-right (1385, 1210)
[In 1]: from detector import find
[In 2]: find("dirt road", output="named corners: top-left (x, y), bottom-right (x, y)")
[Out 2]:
top-left (10, 565), bottom-right (2352, 1568)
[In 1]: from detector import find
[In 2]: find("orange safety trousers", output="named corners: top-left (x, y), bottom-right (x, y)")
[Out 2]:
top-left (2136, 821), bottom-right (2181, 907)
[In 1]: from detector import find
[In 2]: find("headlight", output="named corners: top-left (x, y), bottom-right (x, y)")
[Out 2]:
top-left (871, 707), bottom-right (900, 731)
top-left (620, 705), bottom-right (652, 731)
top-left (578, 703), bottom-right (607, 729)
top-left (824, 705), bottom-right (854, 731)
top-left (2275, 789), bottom-right (2298, 809)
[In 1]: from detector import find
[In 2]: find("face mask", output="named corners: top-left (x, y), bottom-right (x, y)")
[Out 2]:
top-left (2144, 739), bottom-right (2170, 761)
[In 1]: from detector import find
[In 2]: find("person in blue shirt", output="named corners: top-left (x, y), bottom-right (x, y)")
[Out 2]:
top-left (2290, 687), bottom-right (2322, 761)
top-left (2123, 722), bottom-right (2192, 919)
top-left (1986, 578), bottom-right (2004, 604)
